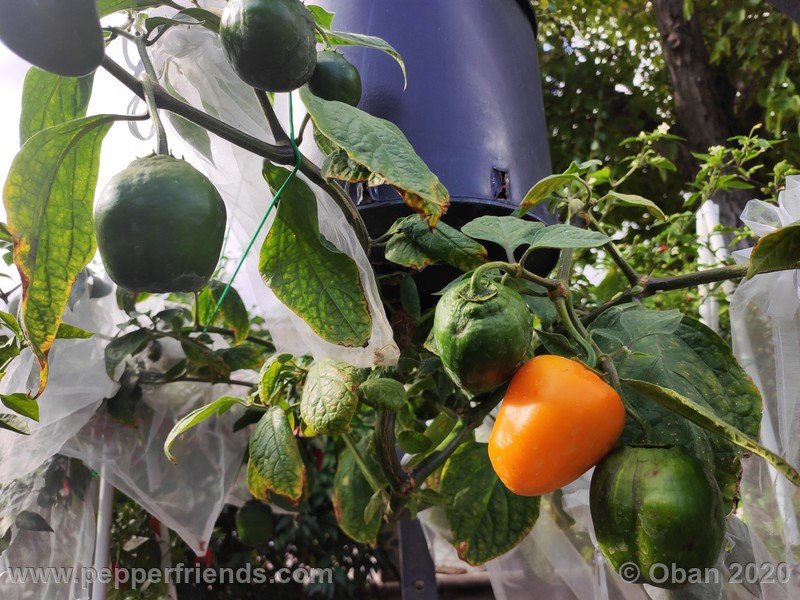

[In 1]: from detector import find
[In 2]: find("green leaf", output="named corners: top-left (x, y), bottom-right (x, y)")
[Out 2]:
top-left (386, 216), bottom-right (487, 272)
top-left (15, 511), bottom-right (53, 533)
top-left (1, 393), bottom-right (39, 422)
top-left (164, 395), bottom-right (249, 463)
top-left (307, 5), bottom-right (335, 29)
top-left (104, 329), bottom-right (151, 379)
top-left (300, 359), bottom-right (362, 435)
top-left (0, 310), bottom-right (23, 338)
top-left (3, 114), bottom-right (122, 394)
top-left (197, 281), bottom-right (250, 345)
top-left (0, 528), bottom-right (11, 554)
top-left (399, 275), bottom-right (421, 319)
top-left (56, 323), bottom-right (93, 340)
top-left (260, 165), bottom-right (372, 347)
top-left (144, 8), bottom-right (221, 36)
top-left (0, 414), bottom-right (30, 435)
top-left (97, 0), bottom-right (164, 17)
top-left (518, 174), bottom-right (583, 210)
top-left (358, 378), bottom-right (405, 411)
top-left (423, 413), bottom-right (457, 448)
top-left (19, 69), bottom-right (93, 145)
top-left (622, 379), bottom-right (800, 487)
top-left (318, 30), bottom-right (407, 88)
top-left (600, 191), bottom-right (666, 221)
top-left (363, 489), bottom-right (384, 525)
top-left (333, 437), bottom-right (383, 544)
top-left (247, 407), bottom-right (307, 504)
top-left (440, 441), bottom-right (540, 565)
top-left (258, 354), bottom-right (294, 405)
top-left (300, 87), bottom-right (449, 224)
top-left (397, 430), bottom-right (432, 454)
top-left (385, 233), bottom-right (436, 270)
top-left (747, 223), bottom-right (800, 278)
top-left (462, 216), bottom-right (545, 257)
top-left (527, 224), bottom-right (610, 250)
top-left (590, 304), bottom-right (763, 510)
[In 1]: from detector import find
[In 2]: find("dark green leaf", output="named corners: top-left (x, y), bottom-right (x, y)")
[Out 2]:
top-left (590, 304), bottom-right (763, 510)
top-left (104, 329), bottom-right (151, 379)
top-left (20, 68), bottom-right (93, 144)
top-left (622, 379), bottom-right (800, 486)
top-left (15, 511), bottom-right (53, 532)
top-left (386, 216), bottom-right (487, 272)
top-left (440, 442), bottom-right (540, 565)
top-left (747, 224), bottom-right (800, 278)
top-left (300, 87), bottom-right (449, 224)
top-left (258, 354), bottom-right (295, 405)
top-left (333, 436), bottom-right (383, 544)
top-left (260, 165), bottom-right (372, 347)
top-left (399, 275), bottom-right (421, 319)
top-left (397, 430), bottom-right (432, 454)
top-left (358, 378), bottom-right (405, 411)
top-left (248, 407), bottom-right (307, 504)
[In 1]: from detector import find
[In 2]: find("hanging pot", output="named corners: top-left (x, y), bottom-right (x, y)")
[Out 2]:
top-left (311, 0), bottom-right (558, 292)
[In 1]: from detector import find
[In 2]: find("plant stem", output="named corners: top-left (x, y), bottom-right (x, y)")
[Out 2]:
top-left (315, 23), bottom-right (333, 48)
top-left (294, 114), bottom-right (311, 146)
top-left (199, 326), bottom-right (275, 350)
top-left (587, 213), bottom-right (640, 286)
top-left (554, 297), bottom-right (596, 366)
top-left (583, 263), bottom-right (752, 324)
top-left (135, 38), bottom-right (169, 154)
top-left (101, 56), bottom-right (371, 251)
top-left (254, 90), bottom-right (291, 146)
top-left (374, 411), bottom-right (410, 492)
top-left (153, 376), bottom-right (255, 388)
top-left (342, 432), bottom-right (386, 495)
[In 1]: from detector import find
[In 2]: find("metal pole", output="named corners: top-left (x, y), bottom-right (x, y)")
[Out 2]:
top-left (91, 467), bottom-right (114, 600)
top-left (398, 519), bottom-right (438, 600)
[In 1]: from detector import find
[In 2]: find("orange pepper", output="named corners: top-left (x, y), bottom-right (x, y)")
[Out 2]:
top-left (488, 355), bottom-right (626, 496)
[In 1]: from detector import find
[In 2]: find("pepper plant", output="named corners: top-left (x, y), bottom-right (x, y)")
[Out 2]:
top-left (1, 0), bottom-right (800, 591)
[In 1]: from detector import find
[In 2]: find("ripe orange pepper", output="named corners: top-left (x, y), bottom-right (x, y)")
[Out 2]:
top-left (488, 355), bottom-right (626, 496)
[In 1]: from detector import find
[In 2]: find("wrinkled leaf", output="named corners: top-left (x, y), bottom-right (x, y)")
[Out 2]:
top-left (301, 359), bottom-right (362, 435)
top-left (440, 442), bottom-right (540, 565)
top-left (300, 87), bottom-right (449, 224)
top-left (398, 217), bottom-right (487, 272)
top-left (248, 407), bottom-right (307, 504)
top-left (260, 165), bottom-right (372, 347)
top-left (591, 304), bottom-right (762, 510)
top-left (358, 378), bottom-right (405, 411)
top-left (4, 114), bottom-right (122, 394)
top-left (623, 379), bottom-right (800, 486)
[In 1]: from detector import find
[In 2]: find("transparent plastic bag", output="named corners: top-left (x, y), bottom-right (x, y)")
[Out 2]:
top-left (729, 175), bottom-right (800, 598)
top-left (147, 1), bottom-right (399, 367)
top-left (0, 457), bottom-right (99, 600)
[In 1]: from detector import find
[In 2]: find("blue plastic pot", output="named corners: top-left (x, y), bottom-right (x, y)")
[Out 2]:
top-left (313, 0), bottom-right (557, 289)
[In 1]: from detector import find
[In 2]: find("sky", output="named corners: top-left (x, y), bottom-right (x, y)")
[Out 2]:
top-left (0, 42), bottom-right (189, 222)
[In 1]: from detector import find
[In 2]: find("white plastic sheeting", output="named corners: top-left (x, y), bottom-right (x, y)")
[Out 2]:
top-left (147, 0), bottom-right (399, 368)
